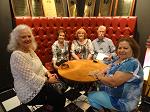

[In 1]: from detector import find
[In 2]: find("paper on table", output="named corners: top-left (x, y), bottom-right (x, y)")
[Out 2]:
top-left (96, 53), bottom-right (108, 60)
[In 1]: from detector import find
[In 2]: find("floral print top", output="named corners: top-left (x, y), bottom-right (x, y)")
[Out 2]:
top-left (71, 39), bottom-right (94, 59)
top-left (52, 40), bottom-right (69, 63)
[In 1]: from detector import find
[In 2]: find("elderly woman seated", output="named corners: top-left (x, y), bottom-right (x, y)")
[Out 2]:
top-left (7, 24), bottom-right (66, 112)
top-left (71, 27), bottom-right (94, 60)
top-left (52, 29), bottom-right (70, 70)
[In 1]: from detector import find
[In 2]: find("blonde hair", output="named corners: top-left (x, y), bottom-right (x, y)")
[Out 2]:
top-left (7, 24), bottom-right (37, 52)
top-left (75, 27), bottom-right (87, 39)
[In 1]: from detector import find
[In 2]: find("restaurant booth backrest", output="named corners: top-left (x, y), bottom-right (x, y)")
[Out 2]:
top-left (15, 16), bottom-right (137, 71)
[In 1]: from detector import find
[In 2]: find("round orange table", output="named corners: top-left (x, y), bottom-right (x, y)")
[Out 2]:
top-left (58, 59), bottom-right (108, 82)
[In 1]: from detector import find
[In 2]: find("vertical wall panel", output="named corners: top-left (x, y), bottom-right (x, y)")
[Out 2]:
top-left (0, 0), bottom-right (13, 92)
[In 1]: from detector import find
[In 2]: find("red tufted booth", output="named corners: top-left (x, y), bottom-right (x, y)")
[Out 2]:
top-left (15, 16), bottom-right (137, 70)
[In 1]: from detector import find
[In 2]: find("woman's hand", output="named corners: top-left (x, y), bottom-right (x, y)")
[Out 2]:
top-left (48, 74), bottom-right (59, 83)
top-left (88, 70), bottom-right (105, 80)
top-left (72, 53), bottom-right (80, 60)
top-left (46, 71), bottom-right (53, 77)
top-left (54, 65), bottom-right (59, 70)
top-left (52, 60), bottom-right (59, 70)
top-left (87, 54), bottom-right (93, 60)
top-left (45, 72), bottom-right (59, 83)
top-left (100, 65), bottom-right (111, 74)
top-left (103, 54), bottom-right (113, 62)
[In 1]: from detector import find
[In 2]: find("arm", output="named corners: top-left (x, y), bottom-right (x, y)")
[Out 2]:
top-left (45, 71), bottom-right (59, 83)
top-left (92, 39), bottom-right (100, 59)
top-left (10, 52), bottom-right (47, 88)
top-left (87, 39), bottom-right (94, 60)
top-left (72, 53), bottom-right (80, 60)
top-left (52, 42), bottom-right (59, 69)
top-left (108, 39), bottom-right (116, 57)
top-left (52, 60), bottom-right (59, 70)
top-left (96, 59), bottom-right (139, 87)
top-left (71, 41), bottom-right (80, 60)
top-left (99, 71), bottom-right (133, 87)
top-left (11, 52), bottom-right (58, 87)
top-left (87, 54), bottom-right (93, 60)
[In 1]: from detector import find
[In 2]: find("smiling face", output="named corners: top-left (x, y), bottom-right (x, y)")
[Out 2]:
top-left (17, 29), bottom-right (32, 52)
top-left (117, 41), bottom-right (133, 61)
top-left (58, 32), bottom-right (65, 44)
top-left (76, 28), bottom-right (86, 41)
top-left (97, 26), bottom-right (106, 39)
top-left (78, 30), bottom-right (85, 40)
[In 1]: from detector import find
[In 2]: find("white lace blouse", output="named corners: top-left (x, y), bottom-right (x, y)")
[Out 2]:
top-left (10, 50), bottom-right (47, 103)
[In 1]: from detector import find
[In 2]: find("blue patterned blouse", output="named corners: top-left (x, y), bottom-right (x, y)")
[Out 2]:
top-left (100, 57), bottom-right (144, 111)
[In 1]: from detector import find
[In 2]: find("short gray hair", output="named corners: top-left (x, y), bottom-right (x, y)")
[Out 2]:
top-left (97, 25), bottom-right (106, 31)
top-left (7, 24), bottom-right (37, 52)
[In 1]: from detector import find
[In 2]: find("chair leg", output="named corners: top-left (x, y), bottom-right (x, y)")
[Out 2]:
top-left (29, 106), bottom-right (37, 112)
top-left (24, 105), bottom-right (43, 112)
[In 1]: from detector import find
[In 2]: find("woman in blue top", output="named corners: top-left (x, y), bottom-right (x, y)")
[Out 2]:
top-left (88, 37), bottom-right (144, 112)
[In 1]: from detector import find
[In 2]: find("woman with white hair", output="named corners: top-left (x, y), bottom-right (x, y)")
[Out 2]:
top-left (7, 24), bottom-right (66, 112)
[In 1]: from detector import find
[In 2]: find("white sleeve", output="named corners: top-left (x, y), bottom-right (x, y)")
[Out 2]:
top-left (10, 52), bottom-right (46, 88)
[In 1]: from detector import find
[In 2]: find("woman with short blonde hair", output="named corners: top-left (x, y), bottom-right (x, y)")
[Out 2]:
top-left (71, 27), bottom-right (94, 60)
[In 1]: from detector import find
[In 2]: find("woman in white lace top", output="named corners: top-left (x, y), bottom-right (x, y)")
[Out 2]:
top-left (7, 24), bottom-right (66, 112)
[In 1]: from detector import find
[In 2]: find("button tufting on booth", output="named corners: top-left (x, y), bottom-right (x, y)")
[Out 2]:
top-left (15, 16), bottom-right (137, 71)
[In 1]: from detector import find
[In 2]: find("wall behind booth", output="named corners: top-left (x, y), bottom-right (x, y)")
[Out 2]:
top-left (0, 0), bottom-right (14, 92)
top-left (15, 16), bottom-right (137, 70)
top-left (135, 0), bottom-right (150, 64)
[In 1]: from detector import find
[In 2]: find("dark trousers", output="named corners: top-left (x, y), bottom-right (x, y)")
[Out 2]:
top-left (26, 83), bottom-right (66, 112)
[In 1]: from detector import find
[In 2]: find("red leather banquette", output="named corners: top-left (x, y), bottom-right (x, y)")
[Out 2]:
top-left (15, 16), bottom-right (137, 71)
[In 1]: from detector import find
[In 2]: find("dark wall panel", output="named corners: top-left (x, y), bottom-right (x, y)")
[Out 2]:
top-left (135, 0), bottom-right (150, 65)
top-left (0, 0), bottom-right (13, 92)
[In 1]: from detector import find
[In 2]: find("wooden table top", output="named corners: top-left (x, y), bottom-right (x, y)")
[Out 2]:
top-left (58, 60), bottom-right (108, 82)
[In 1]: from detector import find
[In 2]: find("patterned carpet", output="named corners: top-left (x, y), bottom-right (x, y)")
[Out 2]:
top-left (64, 87), bottom-right (91, 112)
